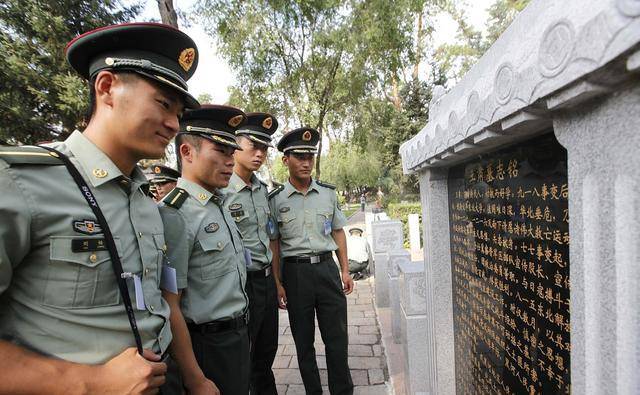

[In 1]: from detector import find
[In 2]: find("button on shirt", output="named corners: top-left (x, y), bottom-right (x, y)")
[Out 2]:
top-left (268, 180), bottom-right (347, 258)
top-left (159, 178), bottom-right (248, 324)
top-left (222, 173), bottom-right (273, 271)
top-left (0, 131), bottom-right (171, 364)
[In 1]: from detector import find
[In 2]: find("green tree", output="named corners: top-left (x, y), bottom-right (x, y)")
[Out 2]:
top-left (320, 141), bottom-right (382, 199)
top-left (195, 0), bottom-right (422, 178)
top-left (0, 0), bottom-right (140, 144)
top-left (197, 93), bottom-right (214, 104)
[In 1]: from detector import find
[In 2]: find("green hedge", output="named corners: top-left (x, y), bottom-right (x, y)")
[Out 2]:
top-left (387, 202), bottom-right (422, 249)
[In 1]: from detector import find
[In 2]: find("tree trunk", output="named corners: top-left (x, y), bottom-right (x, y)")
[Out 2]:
top-left (157, 0), bottom-right (178, 28)
top-left (413, 10), bottom-right (424, 80)
top-left (391, 77), bottom-right (402, 110)
top-left (315, 122), bottom-right (323, 179)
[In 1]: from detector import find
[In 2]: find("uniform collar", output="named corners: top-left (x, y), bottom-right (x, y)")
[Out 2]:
top-left (284, 178), bottom-right (319, 197)
top-left (229, 172), bottom-right (260, 193)
top-left (65, 130), bottom-right (147, 187)
top-left (177, 177), bottom-right (224, 206)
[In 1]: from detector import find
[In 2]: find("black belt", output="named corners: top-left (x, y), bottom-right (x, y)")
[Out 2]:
top-left (247, 265), bottom-right (272, 279)
top-left (283, 252), bottom-right (333, 264)
top-left (187, 314), bottom-right (248, 334)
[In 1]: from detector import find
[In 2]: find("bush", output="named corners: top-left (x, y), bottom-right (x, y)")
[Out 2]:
top-left (387, 202), bottom-right (422, 249)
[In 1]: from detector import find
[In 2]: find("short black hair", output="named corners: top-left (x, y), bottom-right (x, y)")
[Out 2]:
top-left (85, 72), bottom-right (138, 123)
top-left (174, 133), bottom-right (203, 171)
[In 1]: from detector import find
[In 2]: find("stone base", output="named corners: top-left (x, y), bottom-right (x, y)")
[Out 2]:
top-left (373, 253), bottom-right (389, 307)
top-left (401, 307), bottom-right (428, 395)
top-left (389, 274), bottom-right (401, 344)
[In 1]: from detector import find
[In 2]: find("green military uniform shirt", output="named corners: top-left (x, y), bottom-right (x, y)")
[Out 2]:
top-left (222, 173), bottom-right (273, 271)
top-left (0, 131), bottom-right (171, 364)
top-left (159, 178), bottom-right (248, 323)
top-left (268, 180), bottom-right (347, 258)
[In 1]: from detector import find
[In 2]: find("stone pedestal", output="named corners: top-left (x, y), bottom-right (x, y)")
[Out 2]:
top-left (399, 260), bottom-right (428, 395)
top-left (373, 252), bottom-right (389, 307)
top-left (388, 249), bottom-right (410, 344)
top-left (371, 221), bottom-right (403, 309)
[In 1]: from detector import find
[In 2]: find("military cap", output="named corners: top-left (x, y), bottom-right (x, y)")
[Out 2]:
top-left (150, 164), bottom-right (180, 184)
top-left (348, 227), bottom-right (364, 236)
top-left (277, 127), bottom-right (319, 154)
top-left (179, 104), bottom-right (247, 150)
top-left (65, 22), bottom-right (200, 109)
top-left (236, 112), bottom-right (278, 147)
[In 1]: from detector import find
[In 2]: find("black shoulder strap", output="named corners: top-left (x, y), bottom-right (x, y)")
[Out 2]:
top-left (0, 146), bottom-right (64, 166)
top-left (316, 179), bottom-right (336, 189)
top-left (40, 146), bottom-right (143, 355)
top-left (268, 184), bottom-right (284, 200)
top-left (162, 187), bottom-right (189, 208)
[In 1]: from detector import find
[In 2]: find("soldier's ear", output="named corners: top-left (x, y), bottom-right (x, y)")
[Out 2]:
top-left (93, 71), bottom-right (117, 111)
top-left (282, 154), bottom-right (289, 167)
top-left (179, 142), bottom-right (193, 163)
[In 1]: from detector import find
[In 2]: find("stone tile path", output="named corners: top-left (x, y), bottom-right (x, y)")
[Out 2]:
top-left (273, 278), bottom-right (390, 394)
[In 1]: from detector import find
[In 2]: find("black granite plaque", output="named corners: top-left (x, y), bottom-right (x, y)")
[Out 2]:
top-left (448, 133), bottom-right (570, 394)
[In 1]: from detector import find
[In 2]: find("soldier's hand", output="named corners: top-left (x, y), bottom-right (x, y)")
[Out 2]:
top-left (342, 272), bottom-right (354, 295)
top-left (277, 284), bottom-right (287, 309)
top-left (95, 347), bottom-right (167, 395)
top-left (187, 377), bottom-right (220, 395)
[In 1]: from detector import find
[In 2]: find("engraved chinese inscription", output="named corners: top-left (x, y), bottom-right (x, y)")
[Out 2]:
top-left (448, 133), bottom-right (570, 394)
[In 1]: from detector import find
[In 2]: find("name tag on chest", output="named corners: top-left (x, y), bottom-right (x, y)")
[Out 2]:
top-left (71, 238), bottom-right (107, 252)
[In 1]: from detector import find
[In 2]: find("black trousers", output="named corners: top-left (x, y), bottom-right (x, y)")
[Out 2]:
top-left (246, 271), bottom-right (279, 394)
top-left (282, 257), bottom-right (353, 395)
top-left (190, 325), bottom-right (250, 395)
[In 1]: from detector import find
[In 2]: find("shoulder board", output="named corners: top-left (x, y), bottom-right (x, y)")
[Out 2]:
top-left (162, 187), bottom-right (189, 209)
top-left (268, 184), bottom-right (284, 200)
top-left (0, 146), bottom-right (63, 166)
top-left (316, 180), bottom-right (336, 189)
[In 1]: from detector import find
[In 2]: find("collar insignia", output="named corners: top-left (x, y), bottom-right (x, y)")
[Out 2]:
top-left (92, 168), bottom-right (108, 178)
top-left (73, 219), bottom-right (103, 235)
top-left (178, 48), bottom-right (196, 72)
top-left (204, 222), bottom-right (219, 233)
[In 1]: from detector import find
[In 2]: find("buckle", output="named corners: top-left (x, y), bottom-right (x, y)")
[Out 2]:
top-left (309, 255), bottom-right (321, 264)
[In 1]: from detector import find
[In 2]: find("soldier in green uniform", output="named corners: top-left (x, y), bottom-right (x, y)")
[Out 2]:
top-left (150, 164), bottom-right (180, 201)
top-left (159, 104), bottom-right (250, 395)
top-left (0, 23), bottom-right (199, 393)
top-left (222, 112), bottom-right (279, 394)
top-left (269, 128), bottom-right (354, 395)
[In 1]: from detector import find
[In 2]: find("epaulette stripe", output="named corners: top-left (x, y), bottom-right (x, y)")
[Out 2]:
top-left (0, 151), bottom-right (54, 157)
top-left (163, 187), bottom-right (189, 208)
top-left (169, 190), bottom-right (184, 206)
top-left (268, 185), bottom-right (284, 200)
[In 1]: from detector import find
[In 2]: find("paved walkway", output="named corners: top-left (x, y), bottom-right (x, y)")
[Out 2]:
top-left (273, 277), bottom-right (389, 394)
top-left (273, 207), bottom-right (390, 394)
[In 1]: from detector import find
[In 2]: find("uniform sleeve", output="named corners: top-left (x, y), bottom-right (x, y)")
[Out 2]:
top-left (331, 192), bottom-right (347, 230)
top-left (0, 165), bottom-right (33, 295)
top-left (159, 206), bottom-right (191, 289)
top-left (268, 197), bottom-right (280, 239)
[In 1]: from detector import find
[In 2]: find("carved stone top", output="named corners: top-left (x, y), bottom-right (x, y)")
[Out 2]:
top-left (400, 0), bottom-right (640, 174)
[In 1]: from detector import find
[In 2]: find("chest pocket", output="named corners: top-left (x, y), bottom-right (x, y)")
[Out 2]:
top-left (316, 210), bottom-right (334, 235)
top-left (44, 236), bottom-right (122, 309)
top-left (277, 213), bottom-right (298, 238)
top-left (197, 235), bottom-right (236, 279)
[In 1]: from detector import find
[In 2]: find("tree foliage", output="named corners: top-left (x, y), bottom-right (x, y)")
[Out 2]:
top-left (0, 0), bottom-right (140, 144)
top-left (195, 0), bottom-right (423, 178)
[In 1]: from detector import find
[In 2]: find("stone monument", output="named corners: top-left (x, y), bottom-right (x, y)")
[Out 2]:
top-left (399, 0), bottom-right (640, 393)
top-left (371, 220), bottom-right (404, 308)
